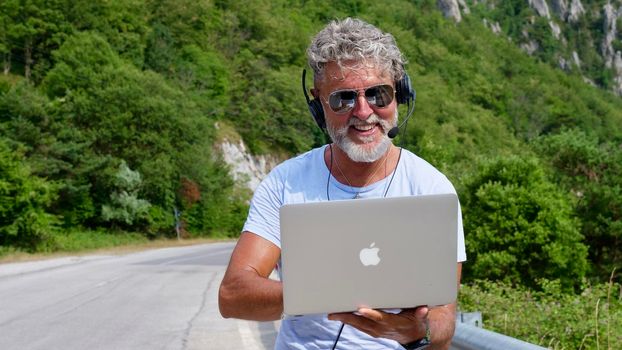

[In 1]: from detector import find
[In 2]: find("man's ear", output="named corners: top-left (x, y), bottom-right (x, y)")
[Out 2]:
top-left (310, 88), bottom-right (319, 99)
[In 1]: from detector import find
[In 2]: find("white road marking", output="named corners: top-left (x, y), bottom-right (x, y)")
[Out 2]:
top-left (237, 320), bottom-right (265, 350)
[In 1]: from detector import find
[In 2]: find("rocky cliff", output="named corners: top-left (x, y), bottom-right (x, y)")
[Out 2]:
top-left (215, 123), bottom-right (280, 192)
top-left (437, 0), bottom-right (622, 96)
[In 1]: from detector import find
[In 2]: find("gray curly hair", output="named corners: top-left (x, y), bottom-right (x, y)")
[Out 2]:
top-left (307, 18), bottom-right (406, 82)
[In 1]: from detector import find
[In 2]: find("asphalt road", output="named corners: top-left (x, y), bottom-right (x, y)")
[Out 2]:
top-left (0, 242), bottom-right (278, 350)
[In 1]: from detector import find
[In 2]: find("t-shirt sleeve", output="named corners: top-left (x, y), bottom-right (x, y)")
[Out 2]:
top-left (242, 168), bottom-right (283, 249)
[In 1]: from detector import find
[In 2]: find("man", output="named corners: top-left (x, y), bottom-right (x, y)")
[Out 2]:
top-left (219, 18), bottom-right (466, 349)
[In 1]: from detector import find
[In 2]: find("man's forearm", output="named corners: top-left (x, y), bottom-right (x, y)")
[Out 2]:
top-left (427, 303), bottom-right (456, 349)
top-left (218, 269), bottom-right (283, 321)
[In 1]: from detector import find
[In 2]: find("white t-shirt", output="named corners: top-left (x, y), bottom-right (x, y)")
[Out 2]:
top-left (243, 145), bottom-right (466, 350)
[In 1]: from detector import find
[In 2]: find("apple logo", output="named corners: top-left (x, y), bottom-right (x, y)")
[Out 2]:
top-left (359, 242), bottom-right (381, 266)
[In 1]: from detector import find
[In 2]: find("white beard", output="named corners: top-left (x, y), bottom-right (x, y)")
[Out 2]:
top-left (326, 112), bottom-right (397, 163)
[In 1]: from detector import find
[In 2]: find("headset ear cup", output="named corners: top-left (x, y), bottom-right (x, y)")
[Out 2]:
top-left (309, 99), bottom-right (326, 130)
top-left (302, 69), bottom-right (327, 131)
top-left (395, 73), bottom-right (415, 105)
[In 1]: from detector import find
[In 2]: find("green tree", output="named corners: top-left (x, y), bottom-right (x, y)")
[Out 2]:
top-left (145, 0), bottom-right (220, 49)
top-left (65, 0), bottom-right (148, 67)
top-left (173, 44), bottom-right (231, 114)
top-left (536, 129), bottom-right (622, 279)
top-left (0, 80), bottom-right (103, 227)
top-left (41, 31), bottom-right (243, 236)
top-left (2, 0), bottom-right (73, 81)
top-left (101, 161), bottom-right (151, 227)
top-left (144, 22), bottom-right (175, 74)
top-left (0, 138), bottom-right (58, 251)
top-left (461, 156), bottom-right (589, 290)
top-left (42, 31), bottom-right (121, 96)
top-left (0, 1), bottom-right (14, 74)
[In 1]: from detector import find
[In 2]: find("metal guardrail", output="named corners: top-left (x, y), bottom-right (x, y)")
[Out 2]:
top-left (451, 313), bottom-right (547, 350)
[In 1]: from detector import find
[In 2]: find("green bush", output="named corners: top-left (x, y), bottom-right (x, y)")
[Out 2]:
top-left (101, 161), bottom-right (151, 227)
top-left (461, 156), bottom-right (589, 291)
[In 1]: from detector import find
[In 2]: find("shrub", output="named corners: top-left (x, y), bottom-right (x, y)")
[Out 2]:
top-left (461, 156), bottom-right (589, 291)
top-left (101, 161), bottom-right (151, 227)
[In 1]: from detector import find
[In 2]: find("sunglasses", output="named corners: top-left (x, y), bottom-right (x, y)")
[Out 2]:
top-left (325, 84), bottom-right (395, 114)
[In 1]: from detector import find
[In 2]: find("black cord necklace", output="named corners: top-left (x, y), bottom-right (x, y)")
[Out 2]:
top-left (326, 144), bottom-right (402, 201)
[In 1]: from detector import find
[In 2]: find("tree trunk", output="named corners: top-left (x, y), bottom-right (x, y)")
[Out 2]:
top-left (24, 41), bottom-right (32, 80)
top-left (3, 53), bottom-right (10, 75)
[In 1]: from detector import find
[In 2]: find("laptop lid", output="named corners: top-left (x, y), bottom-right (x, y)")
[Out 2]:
top-left (280, 193), bottom-right (458, 316)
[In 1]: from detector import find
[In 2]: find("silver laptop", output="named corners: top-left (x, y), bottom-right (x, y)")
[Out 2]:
top-left (280, 193), bottom-right (458, 316)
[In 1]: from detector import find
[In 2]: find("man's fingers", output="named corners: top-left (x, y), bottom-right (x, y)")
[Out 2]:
top-left (414, 306), bottom-right (429, 319)
top-left (328, 312), bottom-right (382, 336)
top-left (328, 307), bottom-right (430, 342)
top-left (356, 308), bottom-right (384, 322)
top-left (328, 309), bottom-right (385, 323)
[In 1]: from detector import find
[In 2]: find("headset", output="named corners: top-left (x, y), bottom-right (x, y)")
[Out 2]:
top-left (301, 69), bottom-right (416, 138)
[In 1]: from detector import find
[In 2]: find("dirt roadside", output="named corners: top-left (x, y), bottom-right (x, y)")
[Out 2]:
top-left (0, 237), bottom-right (235, 264)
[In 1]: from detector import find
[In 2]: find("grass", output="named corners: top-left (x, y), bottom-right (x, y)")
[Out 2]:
top-left (0, 228), bottom-right (234, 264)
top-left (458, 276), bottom-right (622, 349)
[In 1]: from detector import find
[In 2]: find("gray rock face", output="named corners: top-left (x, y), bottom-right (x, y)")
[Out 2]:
top-left (602, 3), bottom-right (621, 67)
top-left (529, 0), bottom-right (551, 19)
top-left (438, 0), bottom-right (462, 22)
top-left (458, 0), bottom-right (470, 14)
top-left (549, 20), bottom-right (562, 39)
top-left (614, 51), bottom-right (622, 95)
top-left (559, 56), bottom-right (570, 70)
top-left (525, 1), bottom-right (562, 42)
top-left (491, 21), bottom-right (502, 34)
top-left (551, 0), bottom-right (569, 20)
top-left (529, 0), bottom-right (582, 36)
top-left (219, 138), bottom-right (278, 191)
top-left (572, 51), bottom-right (581, 67)
top-left (521, 40), bottom-right (540, 55)
top-left (550, 0), bottom-right (584, 23)
top-left (601, 3), bottom-right (622, 95)
top-left (568, 0), bottom-right (585, 22)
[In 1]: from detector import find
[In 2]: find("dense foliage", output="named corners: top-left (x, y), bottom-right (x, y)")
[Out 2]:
top-left (1, 1), bottom-right (622, 346)
top-left (0, 138), bottom-right (58, 250)
top-left (1, 0), bottom-right (252, 248)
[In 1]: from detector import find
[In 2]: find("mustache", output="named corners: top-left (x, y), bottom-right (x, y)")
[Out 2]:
top-left (346, 114), bottom-right (393, 132)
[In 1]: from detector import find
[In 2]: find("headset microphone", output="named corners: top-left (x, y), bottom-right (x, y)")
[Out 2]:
top-left (388, 126), bottom-right (400, 139)
top-left (387, 92), bottom-right (416, 139)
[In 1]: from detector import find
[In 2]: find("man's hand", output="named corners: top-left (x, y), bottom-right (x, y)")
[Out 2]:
top-left (328, 306), bottom-right (428, 344)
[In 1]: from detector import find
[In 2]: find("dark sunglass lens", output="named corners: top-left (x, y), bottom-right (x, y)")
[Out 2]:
top-left (366, 85), bottom-right (394, 108)
top-left (338, 90), bottom-right (357, 101)
top-left (329, 90), bottom-right (356, 112)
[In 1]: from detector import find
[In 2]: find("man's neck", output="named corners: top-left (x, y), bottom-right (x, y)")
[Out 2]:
top-left (325, 144), bottom-right (398, 187)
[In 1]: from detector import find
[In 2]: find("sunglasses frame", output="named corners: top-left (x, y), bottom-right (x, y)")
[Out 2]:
top-left (323, 84), bottom-right (395, 114)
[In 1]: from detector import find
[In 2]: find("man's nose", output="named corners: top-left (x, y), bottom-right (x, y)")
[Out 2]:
top-left (351, 93), bottom-right (374, 120)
